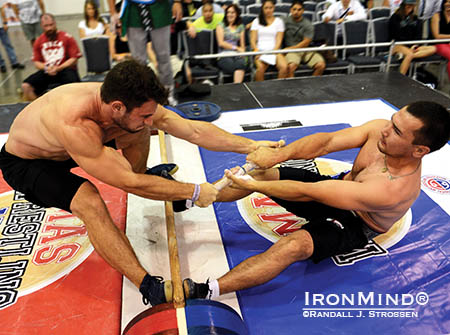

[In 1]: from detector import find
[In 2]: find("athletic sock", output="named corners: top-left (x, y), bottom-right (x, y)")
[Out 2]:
top-left (208, 279), bottom-right (220, 299)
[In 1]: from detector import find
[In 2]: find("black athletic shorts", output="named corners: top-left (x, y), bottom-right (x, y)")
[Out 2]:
top-left (0, 141), bottom-right (116, 212)
top-left (23, 68), bottom-right (80, 96)
top-left (0, 145), bottom-right (86, 212)
top-left (271, 167), bottom-right (373, 263)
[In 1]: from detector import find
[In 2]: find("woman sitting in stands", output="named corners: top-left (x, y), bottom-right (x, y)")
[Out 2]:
top-left (250, 0), bottom-right (287, 81)
top-left (431, 0), bottom-right (450, 78)
top-left (78, 0), bottom-right (110, 38)
top-left (216, 4), bottom-right (247, 83)
top-left (388, 0), bottom-right (436, 75)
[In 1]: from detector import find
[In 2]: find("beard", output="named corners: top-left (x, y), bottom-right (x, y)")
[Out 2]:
top-left (45, 29), bottom-right (57, 40)
top-left (114, 114), bottom-right (144, 134)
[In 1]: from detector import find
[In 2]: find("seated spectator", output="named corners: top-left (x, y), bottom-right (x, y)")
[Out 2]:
top-left (431, 0), bottom-right (450, 78)
top-left (110, 21), bottom-right (131, 62)
top-left (0, 5), bottom-right (25, 72)
top-left (250, 0), bottom-right (287, 81)
top-left (78, 0), bottom-right (110, 38)
top-left (383, 0), bottom-right (442, 20)
top-left (323, 0), bottom-right (366, 36)
top-left (389, 0), bottom-right (436, 75)
top-left (382, 0), bottom-right (404, 15)
top-left (185, 1), bottom-right (224, 83)
top-left (11, 0), bottom-right (45, 47)
top-left (22, 14), bottom-right (81, 101)
top-left (283, 0), bottom-right (325, 77)
top-left (192, 0), bottom-right (224, 19)
top-left (216, 4), bottom-right (247, 83)
top-left (187, 0), bottom-right (224, 38)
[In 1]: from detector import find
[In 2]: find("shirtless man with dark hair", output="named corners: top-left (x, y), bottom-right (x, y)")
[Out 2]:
top-left (184, 101), bottom-right (450, 300)
top-left (0, 60), bottom-right (282, 306)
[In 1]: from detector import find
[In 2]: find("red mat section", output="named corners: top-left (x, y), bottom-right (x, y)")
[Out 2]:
top-left (0, 167), bottom-right (126, 335)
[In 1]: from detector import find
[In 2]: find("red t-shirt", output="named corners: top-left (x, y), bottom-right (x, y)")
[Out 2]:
top-left (33, 31), bottom-right (82, 69)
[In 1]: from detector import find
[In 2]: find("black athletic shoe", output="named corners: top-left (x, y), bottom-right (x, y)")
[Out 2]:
top-left (0, 66), bottom-right (6, 73)
top-left (12, 63), bottom-right (25, 69)
top-left (139, 274), bottom-right (173, 306)
top-left (145, 163), bottom-right (178, 177)
top-left (183, 278), bottom-right (211, 300)
top-left (145, 163), bottom-right (189, 212)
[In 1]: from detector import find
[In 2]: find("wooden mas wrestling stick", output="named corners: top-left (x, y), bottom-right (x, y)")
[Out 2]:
top-left (158, 130), bottom-right (185, 308)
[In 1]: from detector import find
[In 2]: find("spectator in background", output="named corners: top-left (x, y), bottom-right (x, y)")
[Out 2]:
top-left (107, 0), bottom-right (183, 106)
top-left (0, 5), bottom-right (25, 73)
top-left (389, 0), bottom-right (436, 75)
top-left (216, 4), bottom-right (247, 83)
top-left (187, 0), bottom-right (224, 38)
top-left (283, 0), bottom-right (325, 77)
top-left (384, 0), bottom-right (442, 20)
top-left (250, 0), bottom-right (287, 81)
top-left (417, 0), bottom-right (443, 19)
top-left (11, 0), bottom-right (45, 47)
top-left (172, 0), bottom-right (200, 53)
top-left (110, 20), bottom-right (132, 62)
top-left (382, 0), bottom-right (404, 15)
top-left (323, 0), bottom-right (366, 37)
top-left (184, 1), bottom-right (223, 83)
top-left (192, 0), bottom-right (224, 19)
top-left (79, 0), bottom-right (110, 38)
top-left (431, 0), bottom-right (450, 78)
top-left (22, 14), bottom-right (81, 101)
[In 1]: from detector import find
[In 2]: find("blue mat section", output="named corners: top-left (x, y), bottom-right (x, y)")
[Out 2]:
top-left (185, 299), bottom-right (249, 334)
top-left (199, 125), bottom-right (450, 335)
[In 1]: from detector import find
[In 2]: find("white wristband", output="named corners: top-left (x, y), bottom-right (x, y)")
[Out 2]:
top-left (186, 184), bottom-right (200, 208)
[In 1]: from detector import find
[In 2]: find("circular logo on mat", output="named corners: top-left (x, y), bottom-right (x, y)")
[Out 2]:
top-left (421, 175), bottom-right (450, 195)
top-left (237, 158), bottom-right (412, 264)
top-left (0, 191), bottom-right (93, 310)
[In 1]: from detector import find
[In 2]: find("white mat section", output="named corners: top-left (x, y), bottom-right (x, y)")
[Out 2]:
top-left (121, 134), bottom-right (241, 331)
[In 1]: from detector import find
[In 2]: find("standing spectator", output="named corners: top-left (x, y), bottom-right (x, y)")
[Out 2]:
top-left (431, 0), bottom-right (450, 78)
top-left (0, 5), bottom-right (25, 73)
top-left (78, 0), bottom-right (110, 38)
top-left (21, 14), bottom-right (82, 101)
top-left (216, 4), bottom-right (247, 83)
top-left (250, 0), bottom-right (287, 81)
top-left (11, 0), bottom-right (45, 47)
top-left (389, 0), bottom-right (436, 75)
top-left (107, 0), bottom-right (183, 105)
top-left (283, 0), bottom-right (325, 77)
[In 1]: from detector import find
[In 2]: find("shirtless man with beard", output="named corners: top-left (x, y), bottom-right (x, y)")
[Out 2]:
top-left (0, 59), bottom-right (282, 306)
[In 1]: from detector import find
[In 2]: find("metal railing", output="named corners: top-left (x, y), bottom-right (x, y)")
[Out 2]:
top-left (189, 38), bottom-right (450, 73)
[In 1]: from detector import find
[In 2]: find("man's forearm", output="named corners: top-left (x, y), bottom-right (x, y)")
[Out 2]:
top-left (56, 58), bottom-right (78, 72)
top-left (189, 122), bottom-right (256, 154)
top-left (253, 180), bottom-right (314, 202)
top-left (34, 61), bottom-right (46, 71)
top-left (123, 175), bottom-right (196, 201)
top-left (279, 132), bottom-right (332, 162)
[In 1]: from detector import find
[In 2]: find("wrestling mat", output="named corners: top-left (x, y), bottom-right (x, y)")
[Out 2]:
top-left (0, 99), bottom-right (448, 334)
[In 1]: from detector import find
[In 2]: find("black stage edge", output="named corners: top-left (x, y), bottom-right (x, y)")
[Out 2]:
top-left (179, 72), bottom-right (450, 111)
